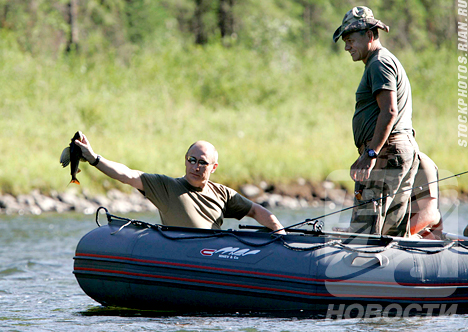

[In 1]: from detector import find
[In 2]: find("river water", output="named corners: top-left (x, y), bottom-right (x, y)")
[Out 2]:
top-left (1, 202), bottom-right (467, 332)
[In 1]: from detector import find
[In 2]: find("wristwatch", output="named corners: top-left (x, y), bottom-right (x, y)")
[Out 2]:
top-left (365, 147), bottom-right (378, 159)
top-left (90, 155), bottom-right (101, 166)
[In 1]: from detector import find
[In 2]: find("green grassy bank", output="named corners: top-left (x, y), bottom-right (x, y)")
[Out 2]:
top-left (0, 35), bottom-right (464, 196)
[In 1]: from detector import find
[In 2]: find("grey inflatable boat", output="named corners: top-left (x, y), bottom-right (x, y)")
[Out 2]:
top-left (74, 209), bottom-right (468, 314)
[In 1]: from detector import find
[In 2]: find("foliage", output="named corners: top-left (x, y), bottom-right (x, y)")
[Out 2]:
top-left (0, 0), bottom-right (457, 54)
top-left (0, 1), bottom-right (464, 195)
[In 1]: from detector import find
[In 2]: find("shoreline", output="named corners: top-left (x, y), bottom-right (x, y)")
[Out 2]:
top-left (0, 180), bottom-right (466, 216)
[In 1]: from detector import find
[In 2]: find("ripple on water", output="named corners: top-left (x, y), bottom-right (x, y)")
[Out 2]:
top-left (0, 267), bottom-right (26, 277)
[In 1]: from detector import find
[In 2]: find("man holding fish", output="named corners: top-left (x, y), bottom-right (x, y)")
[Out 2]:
top-left (62, 132), bottom-right (286, 234)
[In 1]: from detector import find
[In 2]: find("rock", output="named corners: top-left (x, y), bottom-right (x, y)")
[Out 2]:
top-left (277, 196), bottom-right (301, 209)
top-left (128, 190), bottom-right (146, 205)
top-left (0, 194), bottom-right (22, 214)
top-left (32, 190), bottom-right (58, 213)
top-left (255, 194), bottom-right (271, 207)
top-left (58, 191), bottom-right (79, 206)
top-left (322, 181), bottom-right (335, 190)
top-left (297, 178), bottom-right (306, 186)
top-left (239, 184), bottom-right (262, 198)
top-left (54, 201), bottom-right (73, 213)
top-left (107, 189), bottom-right (127, 201)
top-left (298, 198), bottom-right (309, 208)
top-left (274, 182), bottom-right (314, 201)
top-left (28, 205), bottom-right (43, 215)
top-left (15, 194), bottom-right (43, 215)
top-left (65, 196), bottom-right (98, 214)
top-left (110, 199), bottom-right (135, 214)
top-left (91, 194), bottom-right (112, 207)
top-left (0, 194), bottom-right (18, 209)
top-left (310, 183), bottom-right (326, 201)
top-left (17, 194), bottom-right (36, 207)
top-left (266, 194), bottom-right (284, 207)
top-left (324, 189), bottom-right (348, 205)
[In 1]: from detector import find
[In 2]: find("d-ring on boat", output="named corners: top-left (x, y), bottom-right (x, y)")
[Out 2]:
top-left (73, 207), bottom-right (468, 314)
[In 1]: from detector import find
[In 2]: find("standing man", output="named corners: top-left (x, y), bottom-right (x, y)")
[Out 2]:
top-left (333, 6), bottom-right (419, 237)
top-left (74, 134), bottom-right (286, 234)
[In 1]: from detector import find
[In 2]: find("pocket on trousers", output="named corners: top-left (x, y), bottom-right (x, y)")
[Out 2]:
top-left (385, 152), bottom-right (412, 170)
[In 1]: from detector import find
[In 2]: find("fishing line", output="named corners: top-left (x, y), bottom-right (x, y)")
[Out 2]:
top-left (271, 169), bottom-right (468, 234)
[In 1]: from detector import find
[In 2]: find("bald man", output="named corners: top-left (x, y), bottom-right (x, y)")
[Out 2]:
top-left (75, 134), bottom-right (286, 234)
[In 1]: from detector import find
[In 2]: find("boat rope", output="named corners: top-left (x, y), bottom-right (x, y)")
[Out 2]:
top-left (392, 241), bottom-right (457, 254)
top-left (96, 207), bottom-right (283, 246)
top-left (281, 239), bottom-right (463, 254)
top-left (280, 239), bottom-right (398, 253)
top-left (281, 239), bottom-right (343, 252)
top-left (110, 221), bottom-right (132, 235)
top-left (155, 227), bottom-right (283, 247)
top-left (334, 241), bottom-right (397, 253)
top-left (457, 241), bottom-right (468, 250)
top-left (95, 206), bottom-right (111, 227)
top-left (274, 169), bottom-right (468, 234)
top-left (94, 207), bottom-right (466, 254)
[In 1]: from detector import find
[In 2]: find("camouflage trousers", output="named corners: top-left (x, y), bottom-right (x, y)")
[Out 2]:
top-left (350, 134), bottom-right (419, 237)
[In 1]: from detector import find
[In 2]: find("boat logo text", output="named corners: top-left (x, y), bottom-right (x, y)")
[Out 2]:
top-left (200, 247), bottom-right (261, 259)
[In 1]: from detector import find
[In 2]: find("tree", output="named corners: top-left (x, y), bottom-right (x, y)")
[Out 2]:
top-left (65, 0), bottom-right (79, 52)
top-left (218, 0), bottom-right (234, 39)
top-left (193, 0), bottom-right (208, 44)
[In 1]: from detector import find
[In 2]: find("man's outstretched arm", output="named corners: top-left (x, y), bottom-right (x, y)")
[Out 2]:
top-left (74, 133), bottom-right (144, 191)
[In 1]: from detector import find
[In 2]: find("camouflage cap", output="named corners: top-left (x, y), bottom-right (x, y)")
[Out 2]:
top-left (333, 6), bottom-right (389, 43)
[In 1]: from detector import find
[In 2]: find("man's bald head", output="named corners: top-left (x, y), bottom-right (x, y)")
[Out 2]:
top-left (186, 141), bottom-right (218, 164)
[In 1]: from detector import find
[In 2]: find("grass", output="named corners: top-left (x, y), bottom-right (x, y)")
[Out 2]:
top-left (0, 36), bottom-right (465, 196)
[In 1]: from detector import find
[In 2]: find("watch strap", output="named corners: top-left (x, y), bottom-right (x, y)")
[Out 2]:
top-left (90, 155), bottom-right (101, 166)
top-left (365, 148), bottom-right (378, 159)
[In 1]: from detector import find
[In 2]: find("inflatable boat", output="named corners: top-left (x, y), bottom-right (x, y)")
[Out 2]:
top-left (73, 208), bottom-right (468, 314)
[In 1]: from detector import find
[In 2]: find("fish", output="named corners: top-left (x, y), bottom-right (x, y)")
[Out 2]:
top-left (60, 131), bottom-right (86, 185)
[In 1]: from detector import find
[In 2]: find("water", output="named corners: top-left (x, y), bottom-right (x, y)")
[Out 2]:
top-left (1, 203), bottom-right (467, 332)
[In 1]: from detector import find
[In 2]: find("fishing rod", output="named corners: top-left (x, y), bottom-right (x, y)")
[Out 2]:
top-left (270, 169), bottom-right (468, 234)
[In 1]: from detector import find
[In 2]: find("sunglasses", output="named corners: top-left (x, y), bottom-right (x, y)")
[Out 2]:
top-left (187, 156), bottom-right (211, 167)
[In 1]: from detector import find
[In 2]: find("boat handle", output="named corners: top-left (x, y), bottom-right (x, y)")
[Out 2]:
top-left (346, 253), bottom-right (389, 268)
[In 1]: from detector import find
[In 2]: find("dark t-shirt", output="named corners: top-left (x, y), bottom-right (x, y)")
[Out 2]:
top-left (353, 48), bottom-right (413, 148)
top-left (140, 174), bottom-right (253, 229)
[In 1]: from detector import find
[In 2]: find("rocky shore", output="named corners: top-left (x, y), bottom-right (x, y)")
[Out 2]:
top-left (1, 179), bottom-right (465, 216)
top-left (0, 180), bottom-right (355, 216)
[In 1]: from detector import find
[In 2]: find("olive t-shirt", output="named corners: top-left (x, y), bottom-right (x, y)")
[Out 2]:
top-left (353, 48), bottom-right (413, 148)
top-left (140, 173), bottom-right (253, 229)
